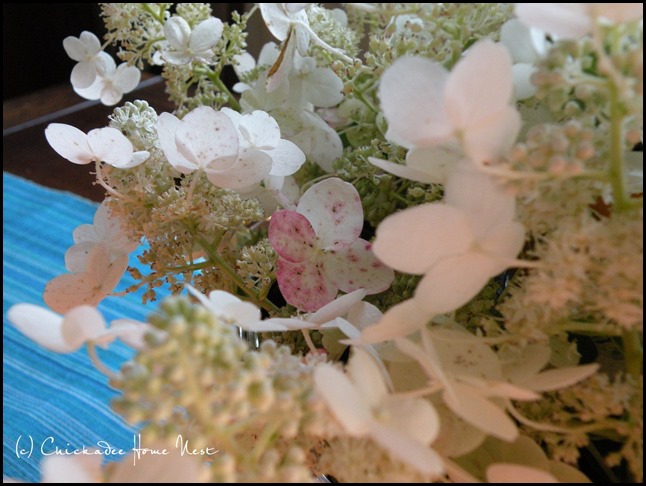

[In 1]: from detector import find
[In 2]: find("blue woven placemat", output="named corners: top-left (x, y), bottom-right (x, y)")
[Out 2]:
top-left (3, 172), bottom-right (168, 482)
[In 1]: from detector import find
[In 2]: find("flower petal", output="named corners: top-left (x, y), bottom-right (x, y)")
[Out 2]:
top-left (266, 139), bottom-right (306, 176)
top-left (297, 178), bottom-right (363, 251)
top-left (108, 319), bottom-right (151, 349)
top-left (65, 241), bottom-right (95, 273)
top-left (63, 36), bottom-right (86, 61)
top-left (238, 110), bottom-right (282, 150)
top-left (314, 363), bottom-right (371, 435)
top-left (444, 166), bottom-right (517, 241)
top-left (164, 16), bottom-right (191, 50)
top-left (462, 106), bottom-right (521, 164)
top-left (444, 41), bottom-right (514, 137)
top-left (526, 364), bottom-right (599, 392)
top-left (276, 258), bottom-right (338, 312)
top-left (61, 305), bottom-right (107, 349)
top-left (268, 210), bottom-right (317, 262)
top-left (301, 65), bottom-right (344, 108)
top-left (368, 157), bottom-right (440, 185)
top-left (479, 221), bottom-right (526, 264)
top-left (443, 382), bottom-right (518, 441)
top-left (324, 238), bottom-right (395, 294)
top-left (45, 123), bottom-right (94, 165)
top-left (346, 301), bottom-right (382, 329)
top-left (7, 304), bottom-right (71, 353)
top-left (206, 149), bottom-right (272, 189)
top-left (384, 394), bottom-right (441, 445)
top-left (307, 288), bottom-right (367, 325)
top-left (415, 252), bottom-right (499, 314)
top-left (289, 110), bottom-right (343, 172)
top-left (379, 56), bottom-right (451, 148)
top-left (189, 17), bottom-right (223, 53)
top-left (41, 455), bottom-right (103, 483)
top-left (87, 127), bottom-right (134, 169)
top-left (175, 107), bottom-right (239, 169)
top-left (113, 64), bottom-right (141, 94)
top-left (157, 112), bottom-right (194, 173)
top-left (70, 61), bottom-right (96, 89)
top-left (361, 299), bottom-right (433, 343)
top-left (486, 464), bottom-right (558, 483)
top-left (373, 204), bottom-right (473, 275)
top-left (347, 348), bottom-right (388, 406)
top-left (369, 422), bottom-right (445, 477)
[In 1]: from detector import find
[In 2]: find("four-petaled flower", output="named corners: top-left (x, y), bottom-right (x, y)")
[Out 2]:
top-left (373, 166), bottom-right (525, 318)
top-left (161, 16), bottom-right (224, 65)
top-left (45, 123), bottom-right (150, 169)
top-left (269, 178), bottom-right (394, 312)
top-left (63, 31), bottom-right (113, 89)
top-left (314, 348), bottom-right (444, 477)
top-left (73, 55), bottom-right (141, 106)
top-left (370, 40), bottom-right (520, 183)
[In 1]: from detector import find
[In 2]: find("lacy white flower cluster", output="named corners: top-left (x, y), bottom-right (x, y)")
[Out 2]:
top-left (8, 3), bottom-right (643, 483)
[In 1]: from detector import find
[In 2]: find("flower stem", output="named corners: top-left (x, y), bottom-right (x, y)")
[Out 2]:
top-left (607, 82), bottom-right (631, 212)
top-left (199, 67), bottom-right (242, 112)
top-left (87, 342), bottom-right (118, 379)
top-left (196, 236), bottom-right (281, 314)
top-left (622, 330), bottom-right (642, 379)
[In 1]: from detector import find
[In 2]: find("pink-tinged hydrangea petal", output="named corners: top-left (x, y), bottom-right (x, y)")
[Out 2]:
top-left (297, 178), bottom-right (363, 251)
top-left (276, 258), bottom-right (338, 312)
top-left (368, 157), bottom-right (441, 185)
top-left (175, 107), bottom-right (239, 170)
top-left (373, 204), bottom-right (473, 275)
top-left (479, 221), bottom-right (526, 266)
top-left (65, 241), bottom-right (95, 273)
top-left (379, 56), bottom-right (452, 149)
top-left (269, 210), bottom-right (317, 262)
top-left (415, 252), bottom-right (499, 314)
top-left (45, 123), bottom-right (94, 165)
top-left (324, 238), bottom-right (395, 294)
top-left (87, 127), bottom-right (134, 169)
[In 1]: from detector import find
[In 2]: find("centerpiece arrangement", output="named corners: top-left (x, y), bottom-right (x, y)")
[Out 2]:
top-left (7, 3), bottom-right (643, 482)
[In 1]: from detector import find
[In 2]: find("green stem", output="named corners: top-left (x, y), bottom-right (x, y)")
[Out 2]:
top-left (607, 83), bottom-right (631, 212)
top-left (196, 236), bottom-right (280, 314)
top-left (546, 321), bottom-right (623, 337)
top-left (622, 330), bottom-right (642, 379)
top-left (142, 3), bottom-right (166, 24)
top-left (199, 67), bottom-right (242, 111)
top-left (353, 89), bottom-right (378, 114)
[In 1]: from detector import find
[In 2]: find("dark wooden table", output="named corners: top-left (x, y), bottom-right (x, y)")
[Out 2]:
top-left (3, 76), bottom-right (175, 202)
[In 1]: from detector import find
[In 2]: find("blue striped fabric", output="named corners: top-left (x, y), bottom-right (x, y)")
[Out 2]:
top-left (3, 172), bottom-right (169, 482)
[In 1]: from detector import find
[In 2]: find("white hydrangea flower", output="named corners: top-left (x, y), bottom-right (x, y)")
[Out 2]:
top-left (45, 123), bottom-right (149, 169)
top-left (370, 40), bottom-right (520, 183)
top-left (162, 16), bottom-right (224, 65)
top-left (7, 303), bottom-right (149, 353)
top-left (65, 200), bottom-right (140, 273)
top-left (157, 106), bottom-right (273, 190)
top-left (63, 31), bottom-right (113, 89)
top-left (73, 55), bottom-right (141, 106)
top-left (373, 166), bottom-right (526, 317)
top-left (44, 243), bottom-right (128, 314)
top-left (314, 348), bottom-right (444, 477)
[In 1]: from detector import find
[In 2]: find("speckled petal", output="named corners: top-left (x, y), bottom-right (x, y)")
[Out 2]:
top-left (324, 238), bottom-right (395, 294)
top-left (276, 258), bottom-right (338, 312)
top-left (297, 178), bottom-right (363, 251)
top-left (268, 210), bottom-right (317, 262)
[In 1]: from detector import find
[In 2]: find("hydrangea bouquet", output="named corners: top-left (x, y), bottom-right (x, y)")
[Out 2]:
top-left (8, 3), bottom-right (643, 482)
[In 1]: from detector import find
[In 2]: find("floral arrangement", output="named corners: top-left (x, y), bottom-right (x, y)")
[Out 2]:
top-left (7, 3), bottom-right (643, 483)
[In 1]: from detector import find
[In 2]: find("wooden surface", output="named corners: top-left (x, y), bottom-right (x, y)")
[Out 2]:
top-left (3, 76), bottom-right (174, 202)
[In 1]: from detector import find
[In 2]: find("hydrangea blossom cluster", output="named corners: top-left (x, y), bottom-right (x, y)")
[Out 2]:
top-left (7, 2), bottom-right (643, 483)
